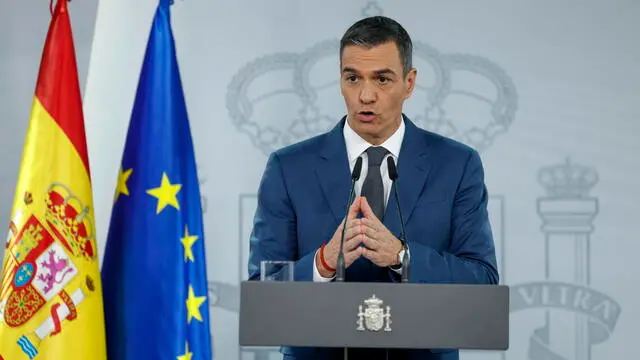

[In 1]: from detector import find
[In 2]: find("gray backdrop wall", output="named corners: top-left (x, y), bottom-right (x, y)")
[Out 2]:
top-left (2, 1), bottom-right (639, 359)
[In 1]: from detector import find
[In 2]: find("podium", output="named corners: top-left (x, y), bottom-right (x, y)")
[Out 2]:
top-left (239, 281), bottom-right (508, 350)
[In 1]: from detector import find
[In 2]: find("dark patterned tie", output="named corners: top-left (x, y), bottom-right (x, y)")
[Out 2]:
top-left (361, 146), bottom-right (389, 220)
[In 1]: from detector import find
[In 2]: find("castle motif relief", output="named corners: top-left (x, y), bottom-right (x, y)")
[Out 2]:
top-left (506, 158), bottom-right (621, 360)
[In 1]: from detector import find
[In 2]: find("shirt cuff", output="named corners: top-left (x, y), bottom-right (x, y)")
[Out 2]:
top-left (313, 249), bottom-right (335, 282)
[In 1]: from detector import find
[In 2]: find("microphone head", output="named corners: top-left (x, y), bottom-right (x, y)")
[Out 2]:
top-left (352, 156), bottom-right (363, 180)
top-left (387, 156), bottom-right (398, 180)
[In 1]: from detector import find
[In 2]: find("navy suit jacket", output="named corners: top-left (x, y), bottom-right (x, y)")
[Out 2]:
top-left (248, 115), bottom-right (499, 360)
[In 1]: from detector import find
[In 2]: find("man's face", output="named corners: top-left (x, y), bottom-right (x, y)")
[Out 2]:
top-left (340, 41), bottom-right (416, 145)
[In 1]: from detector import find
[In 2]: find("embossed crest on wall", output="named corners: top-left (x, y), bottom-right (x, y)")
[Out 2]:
top-left (225, 0), bottom-right (517, 156)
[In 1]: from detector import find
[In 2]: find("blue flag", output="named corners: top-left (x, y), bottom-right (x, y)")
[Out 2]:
top-left (101, 1), bottom-right (213, 359)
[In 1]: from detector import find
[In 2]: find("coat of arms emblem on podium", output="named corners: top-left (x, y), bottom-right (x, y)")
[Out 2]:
top-left (357, 295), bottom-right (392, 332)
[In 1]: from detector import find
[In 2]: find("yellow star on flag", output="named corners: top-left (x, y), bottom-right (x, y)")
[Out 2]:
top-left (177, 341), bottom-right (193, 360)
top-left (146, 172), bottom-right (182, 214)
top-left (186, 285), bottom-right (207, 324)
top-left (115, 167), bottom-right (133, 201)
top-left (181, 226), bottom-right (199, 262)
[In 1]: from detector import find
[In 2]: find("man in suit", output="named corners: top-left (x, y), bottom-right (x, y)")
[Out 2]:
top-left (247, 15), bottom-right (499, 360)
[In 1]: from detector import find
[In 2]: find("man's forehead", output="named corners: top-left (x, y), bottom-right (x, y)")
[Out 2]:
top-left (340, 43), bottom-right (402, 72)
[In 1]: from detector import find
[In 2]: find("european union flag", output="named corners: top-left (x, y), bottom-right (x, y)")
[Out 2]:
top-left (101, 1), bottom-right (213, 359)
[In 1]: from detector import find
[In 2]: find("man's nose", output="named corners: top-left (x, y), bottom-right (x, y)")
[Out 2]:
top-left (359, 82), bottom-right (376, 104)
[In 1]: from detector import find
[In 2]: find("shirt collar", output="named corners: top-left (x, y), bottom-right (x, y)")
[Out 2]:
top-left (343, 116), bottom-right (405, 165)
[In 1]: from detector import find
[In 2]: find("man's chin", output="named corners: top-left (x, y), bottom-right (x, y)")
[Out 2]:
top-left (351, 122), bottom-right (378, 133)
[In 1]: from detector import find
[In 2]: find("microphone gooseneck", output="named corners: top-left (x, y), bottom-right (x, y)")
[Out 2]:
top-left (335, 156), bottom-right (363, 282)
top-left (387, 157), bottom-right (410, 283)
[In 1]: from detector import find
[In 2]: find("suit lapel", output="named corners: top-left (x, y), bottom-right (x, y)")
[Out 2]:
top-left (316, 118), bottom-right (352, 224)
top-left (383, 116), bottom-right (432, 238)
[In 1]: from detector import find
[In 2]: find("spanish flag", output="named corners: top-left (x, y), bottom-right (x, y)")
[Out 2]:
top-left (0, 1), bottom-right (107, 359)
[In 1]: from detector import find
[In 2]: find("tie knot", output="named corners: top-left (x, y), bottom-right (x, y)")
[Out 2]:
top-left (365, 146), bottom-right (389, 167)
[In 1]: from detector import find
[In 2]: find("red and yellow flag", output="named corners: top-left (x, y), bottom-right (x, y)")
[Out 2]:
top-left (0, 1), bottom-right (107, 359)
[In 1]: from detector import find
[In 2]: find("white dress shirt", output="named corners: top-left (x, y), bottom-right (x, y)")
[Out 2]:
top-left (313, 117), bottom-right (406, 281)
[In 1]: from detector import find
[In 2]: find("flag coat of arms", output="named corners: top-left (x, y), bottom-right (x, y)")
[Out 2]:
top-left (0, 1), bottom-right (107, 359)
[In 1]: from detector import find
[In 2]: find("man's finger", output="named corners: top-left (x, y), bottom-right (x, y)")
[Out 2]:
top-left (343, 225), bottom-right (360, 243)
top-left (343, 232), bottom-right (364, 251)
top-left (362, 223), bottom-right (379, 240)
top-left (346, 246), bottom-right (363, 266)
top-left (334, 219), bottom-right (359, 243)
top-left (361, 235), bottom-right (379, 250)
top-left (345, 218), bottom-right (362, 230)
top-left (360, 197), bottom-right (381, 223)
top-left (346, 196), bottom-right (362, 220)
top-left (345, 219), bottom-right (364, 238)
top-left (360, 217), bottom-right (379, 231)
top-left (361, 247), bottom-right (379, 263)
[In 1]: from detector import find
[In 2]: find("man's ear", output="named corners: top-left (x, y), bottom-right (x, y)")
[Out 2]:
top-left (404, 68), bottom-right (417, 99)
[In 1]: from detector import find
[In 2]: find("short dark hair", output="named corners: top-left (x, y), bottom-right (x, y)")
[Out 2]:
top-left (339, 16), bottom-right (413, 76)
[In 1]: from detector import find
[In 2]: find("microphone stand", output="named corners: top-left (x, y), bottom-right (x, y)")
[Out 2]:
top-left (337, 157), bottom-right (362, 360)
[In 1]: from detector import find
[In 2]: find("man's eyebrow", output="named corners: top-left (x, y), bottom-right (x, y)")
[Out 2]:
top-left (374, 68), bottom-right (396, 76)
top-left (341, 67), bottom-right (397, 76)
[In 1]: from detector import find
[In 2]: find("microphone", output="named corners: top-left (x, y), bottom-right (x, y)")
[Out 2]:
top-left (387, 157), bottom-right (410, 283)
top-left (335, 156), bottom-right (363, 282)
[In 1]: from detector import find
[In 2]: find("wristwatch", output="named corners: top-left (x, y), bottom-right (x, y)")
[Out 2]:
top-left (397, 248), bottom-right (406, 265)
top-left (390, 241), bottom-right (407, 269)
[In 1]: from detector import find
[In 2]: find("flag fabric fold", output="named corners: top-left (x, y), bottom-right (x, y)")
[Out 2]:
top-left (100, 2), bottom-right (213, 359)
top-left (0, 1), bottom-right (107, 359)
